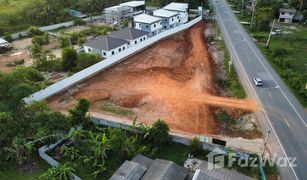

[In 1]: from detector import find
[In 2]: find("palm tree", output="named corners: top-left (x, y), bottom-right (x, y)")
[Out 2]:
top-left (40, 163), bottom-right (75, 180)
top-left (89, 132), bottom-right (110, 164)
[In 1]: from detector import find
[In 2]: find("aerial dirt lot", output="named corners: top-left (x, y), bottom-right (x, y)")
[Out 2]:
top-left (49, 22), bottom-right (256, 135)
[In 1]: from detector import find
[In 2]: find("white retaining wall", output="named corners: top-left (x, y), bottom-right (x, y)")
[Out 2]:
top-left (24, 16), bottom-right (202, 104)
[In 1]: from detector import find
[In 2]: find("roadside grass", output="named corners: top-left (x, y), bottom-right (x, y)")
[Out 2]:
top-left (227, 1), bottom-right (307, 107)
top-left (220, 42), bottom-right (247, 99)
top-left (97, 100), bottom-right (135, 117)
top-left (0, 154), bottom-right (49, 180)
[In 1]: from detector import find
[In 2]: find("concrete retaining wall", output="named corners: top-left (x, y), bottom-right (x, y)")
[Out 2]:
top-left (24, 16), bottom-right (202, 104)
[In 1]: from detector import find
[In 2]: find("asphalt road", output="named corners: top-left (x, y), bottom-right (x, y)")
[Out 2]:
top-left (212, 0), bottom-right (307, 179)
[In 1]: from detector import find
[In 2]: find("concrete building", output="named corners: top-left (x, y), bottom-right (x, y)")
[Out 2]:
top-left (134, 14), bottom-right (162, 37)
top-left (279, 8), bottom-right (297, 23)
top-left (120, 1), bottom-right (145, 16)
top-left (109, 27), bottom-right (148, 47)
top-left (163, 2), bottom-right (189, 24)
top-left (83, 36), bottom-right (128, 58)
top-left (104, 5), bottom-right (132, 25)
top-left (153, 9), bottom-right (180, 30)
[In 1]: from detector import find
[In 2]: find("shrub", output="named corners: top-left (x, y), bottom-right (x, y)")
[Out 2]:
top-left (27, 26), bottom-right (43, 37)
top-left (61, 47), bottom-right (77, 71)
top-left (189, 137), bottom-right (202, 156)
top-left (74, 52), bottom-right (101, 72)
top-left (32, 36), bottom-right (44, 45)
top-left (73, 18), bottom-right (86, 25)
top-left (143, 119), bottom-right (170, 149)
top-left (4, 32), bottom-right (13, 42)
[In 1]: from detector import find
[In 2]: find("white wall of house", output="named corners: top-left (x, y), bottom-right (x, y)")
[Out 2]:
top-left (279, 12), bottom-right (295, 23)
top-left (178, 12), bottom-right (188, 24)
top-left (84, 43), bottom-right (128, 58)
top-left (135, 21), bottom-right (162, 36)
top-left (159, 15), bottom-right (180, 30)
top-left (127, 35), bottom-right (147, 47)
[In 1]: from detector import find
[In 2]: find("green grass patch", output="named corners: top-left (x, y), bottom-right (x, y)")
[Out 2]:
top-left (0, 154), bottom-right (49, 180)
top-left (98, 100), bottom-right (135, 117)
top-left (154, 142), bottom-right (189, 166)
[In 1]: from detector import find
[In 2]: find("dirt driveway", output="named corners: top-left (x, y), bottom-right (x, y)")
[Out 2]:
top-left (49, 22), bottom-right (256, 135)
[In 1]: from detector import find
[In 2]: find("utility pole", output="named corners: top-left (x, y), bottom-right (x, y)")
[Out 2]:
top-left (241, 0), bottom-right (244, 16)
top-left (250, 0), bottom-right (257, 28)
top-left (261, 129), bottom-right (271, 158)
top-left (228, 60), bottom-right (233, 75)
top-left (266, 19), bottom-right (276, 47)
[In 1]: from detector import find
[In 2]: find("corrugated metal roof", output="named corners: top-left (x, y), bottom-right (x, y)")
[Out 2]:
top-left (83, 36), bottom-right (128, 51)
top-left (109, 28), bottom-right (148, 40)
top-left (153, 9), bottom-right (179, 18)
top-left (134, 14), bottom-right (162, 24)
top-left (279, 8), bottom-right (297, 13)
top-left (110, 160), bottom-right (147, 180)
top-left (163, 2), bottom-right (189, 12)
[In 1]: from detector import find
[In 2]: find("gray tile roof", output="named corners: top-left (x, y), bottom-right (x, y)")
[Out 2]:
top-left (193, 161), bottom-right (253, 180)
top-left (132, 154), bottom-right (154, 169)
top-left (141, 159), bottom-right (189, 180)
top-left (109, 27), bottom-right (148, 41)
top-left (83, 36), bottom-right (128, 51)
top-left (110, 160), bottom-right (147, 180)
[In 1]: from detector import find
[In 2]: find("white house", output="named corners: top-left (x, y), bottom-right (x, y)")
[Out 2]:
top-left (83, 36), bottom-right (128, 58)
top-left (134, 14), bottom-right (163, 37)
top-left (163, 2), bottom-right (189, 24)
top-left (153, 9), bottom-right (180, 30)
top-left (109, 27), bottom-right (148, 47)
top-left (279, 8), bottom-right (296, 23)
top-left (119, 1), bottom-right (145, 15)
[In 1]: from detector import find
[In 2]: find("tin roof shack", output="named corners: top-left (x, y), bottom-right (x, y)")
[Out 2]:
top-left (134, 14), bottom-right (163, 37)
top-left (153, 9), bottom-right (180, 30)
top-left (83, 36), bottom-right (128, 58)
top-left (163, 2), bottom-right (189, 24)
top-left (109, 27), bottom-right (148, 47)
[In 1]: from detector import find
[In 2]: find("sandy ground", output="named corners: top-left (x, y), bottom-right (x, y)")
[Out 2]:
top-left (49, 22), bottom-right (256, 135)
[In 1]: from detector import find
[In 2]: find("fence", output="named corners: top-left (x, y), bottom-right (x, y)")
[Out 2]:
top-left (3, 15), bottom-right (104, 40)
top-left (24, 16), bottom-right (202, 104)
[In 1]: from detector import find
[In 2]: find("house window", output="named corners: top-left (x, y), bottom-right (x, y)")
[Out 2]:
top-left (177, 16), bottom-right (179, 19)
top-left (128, 42), bottom-right (130, 45)
top-left (179, 19), bottom-right (181, 22)
top-left (88, 48), bottom-right (91, 52)
top-left (160, 22), bottom-right (162, 25)
top-left (112, 51), bottom-right (115, 55)
top-left (119, 48), bottom-right (121, 52)
top-left (164, 26), bottom-right (167, 29)
top-left (140, 38), bottom-right (142, 42)
top-left (165, 19), bottom-right (167, 22)
top-left (103, 52), bottom-right (106, 56)
top-left (146, 25), bottom-right (149, 28)
top-left (123, 46), bottom-right (125, 50)
top-left (135, 40), bottom-right (137, 44)
top-left (172, 18), bottom-right (174, 21)
top-left (143, 37), bottom-right (146, 40)
top-left (139, 24), bottom-right (141, 27)
top-left (154, 24), bottom-right (156, 27)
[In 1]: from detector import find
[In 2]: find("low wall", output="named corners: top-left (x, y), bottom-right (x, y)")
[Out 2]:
top-left (4, 15), bottom-right (104, 39)
top-left (24, 16), bottom-right (202, 104)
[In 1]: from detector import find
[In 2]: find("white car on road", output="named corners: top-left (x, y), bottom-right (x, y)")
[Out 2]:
top-left (253, 77), bottom-right (263, 86)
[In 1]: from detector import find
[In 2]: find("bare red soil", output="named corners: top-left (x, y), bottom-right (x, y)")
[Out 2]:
top-left (49, 22), bottom-right (256, 135)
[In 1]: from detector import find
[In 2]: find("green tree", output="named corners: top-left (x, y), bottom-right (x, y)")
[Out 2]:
top-left (68, 98), bottom-right (90, 125)
top-left (189, 137), bottom-right (203, 156)
top-left (143, 119), bottom-right (170, 149)
top-left (74, 52), bottom-right (100, 72)
top-left (30, 43), bottom-right (43, 59)
top-left (61, 47), bottom-right (77, 71)
top-left (27, 26), bottom-right (43, 37)
top-left (254, 7), bottom-right (273, 31)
